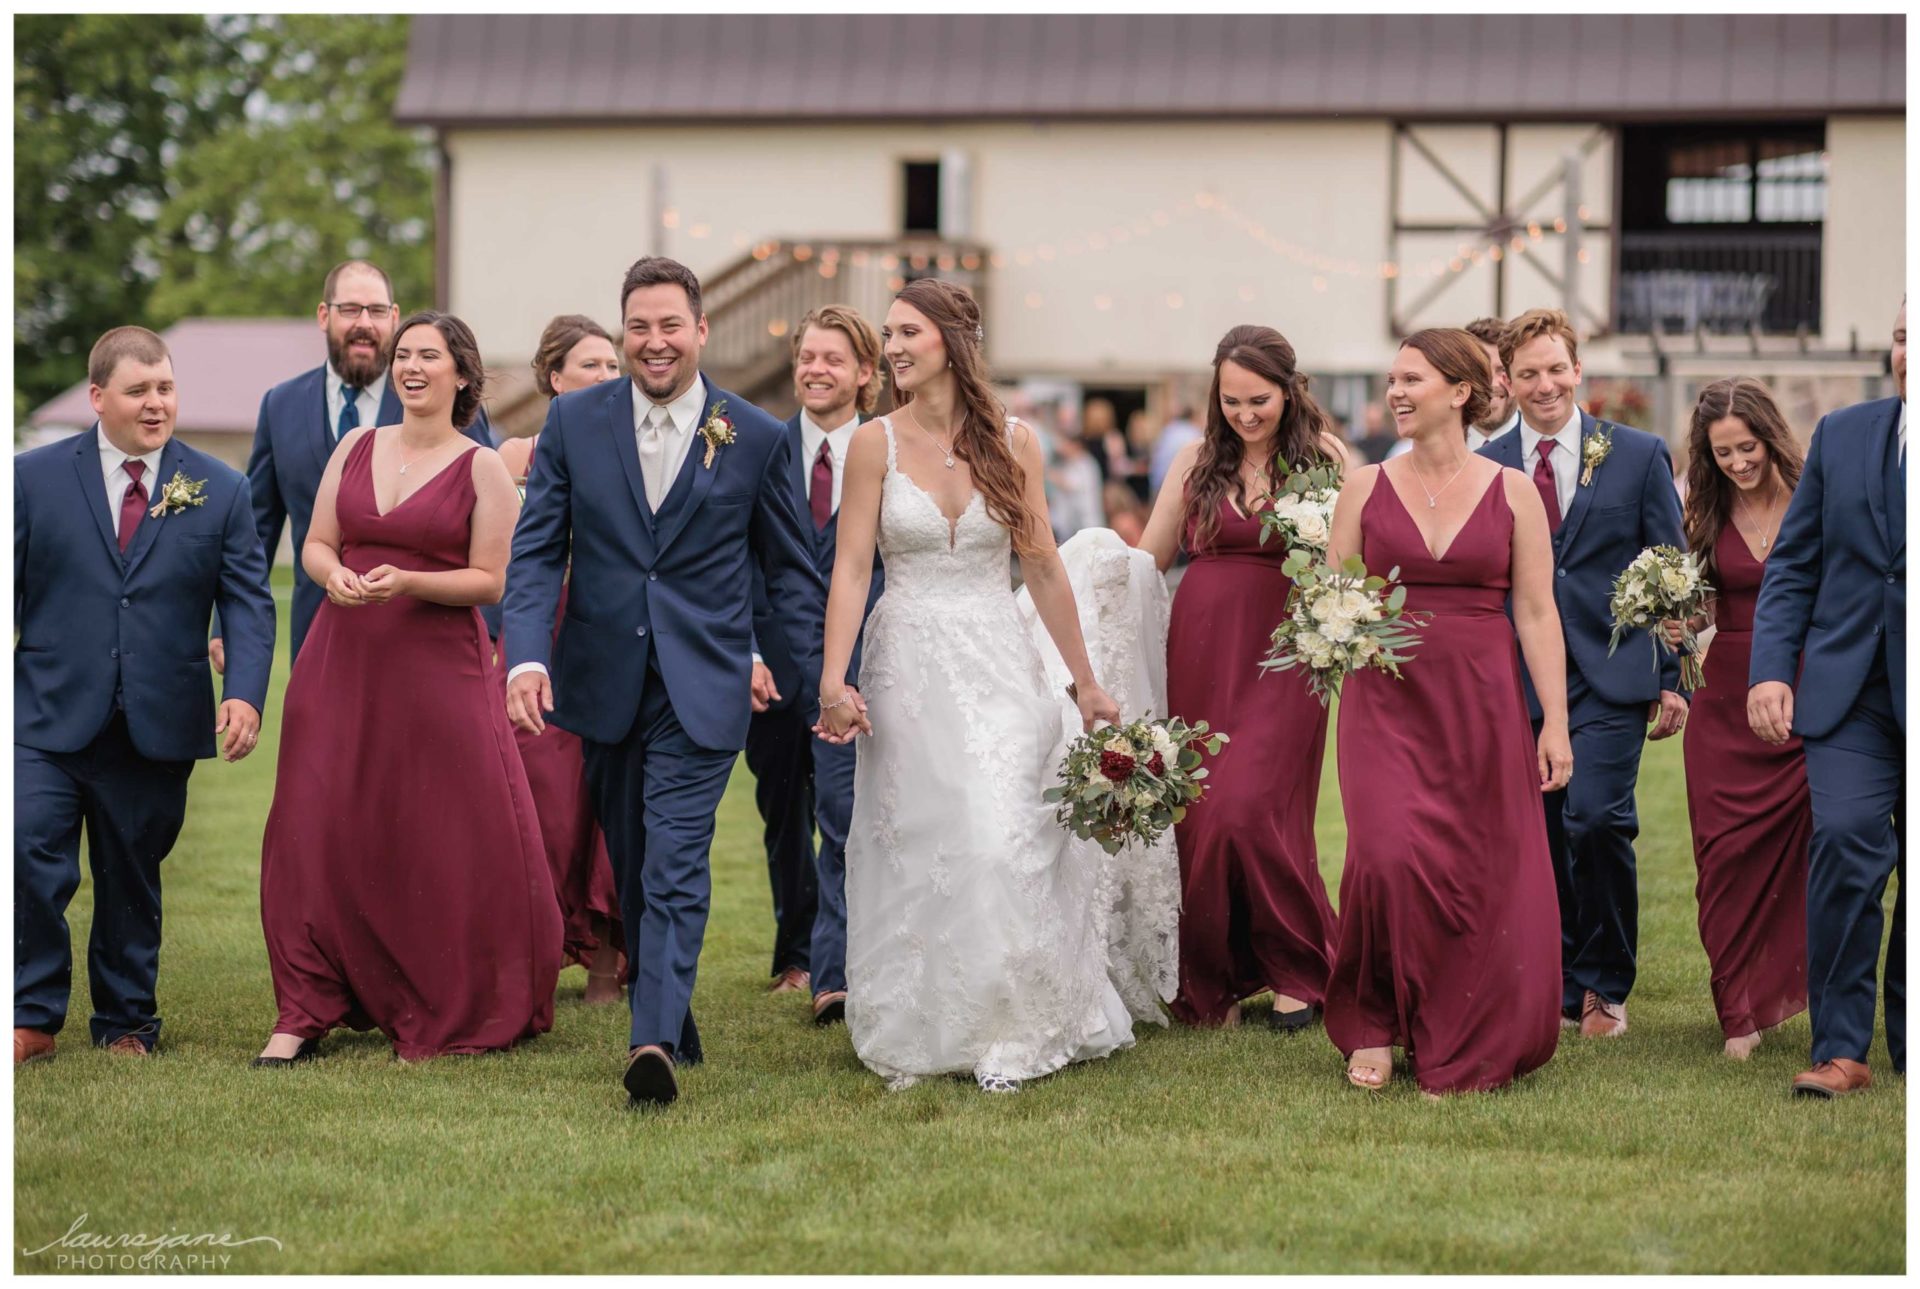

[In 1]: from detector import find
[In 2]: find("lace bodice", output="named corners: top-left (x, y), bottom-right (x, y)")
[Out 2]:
top-left (875, 417), bottom-right (1015, 605)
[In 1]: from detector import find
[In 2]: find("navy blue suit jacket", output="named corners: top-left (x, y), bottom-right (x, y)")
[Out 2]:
top-left (239, 364), bottom-right (492, 660)
top-left (502, 376), bottom-right (826, 752)
top-left (1481, 411), bottom-right (1686, 711)
top-left (1750, 396), bottom-right (1906, 740)
top-left (15, 428), bottom-right (275, 762)
top-left (750, 413), bottom-right (885, 710)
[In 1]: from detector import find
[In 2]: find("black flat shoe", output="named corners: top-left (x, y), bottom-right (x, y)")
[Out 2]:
top-left (1266, 1005), bottom-right (1319, 1034)
top-left (250, 1038), bottom-right (320, 1067)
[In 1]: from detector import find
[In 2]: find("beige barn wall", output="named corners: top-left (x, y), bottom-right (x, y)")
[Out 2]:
top-left (1823, 115), bottom-right (1906, 347)
top-left (447, 120), bottom-right (1395, 376)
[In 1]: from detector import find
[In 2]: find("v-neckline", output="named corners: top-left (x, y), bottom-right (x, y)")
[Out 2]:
top-left (891, 464), bottom-right (983, 552)
top-left (370, 436), bottom-right (478, 519)
top-left (1379, 468), bottom-right (1503, 564)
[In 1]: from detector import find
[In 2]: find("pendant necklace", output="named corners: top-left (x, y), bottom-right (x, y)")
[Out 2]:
top-left (1409, 453), bottom-right (1469, 508)
top-left (907, 404), bottom-right (957, 468)
top-left (1737, 482), bottom-right (1784, 552)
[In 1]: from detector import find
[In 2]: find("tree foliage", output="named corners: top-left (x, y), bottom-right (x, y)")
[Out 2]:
top-left (13, 14), bottom-right (432, 421)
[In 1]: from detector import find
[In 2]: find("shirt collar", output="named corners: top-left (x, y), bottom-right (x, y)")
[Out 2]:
top-left (96, 424), bottom-right (164, 480)
top-left (1521, 404), bottom-right (1581, 457)
top-left (326, 364), bottom-right (386, 410)
top-left (633, 374), bottom-right (708, 435)
top-left (799, 406), bottom-right (860, 458)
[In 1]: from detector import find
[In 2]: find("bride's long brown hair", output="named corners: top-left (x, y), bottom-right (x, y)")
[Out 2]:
top-left (889, 278), bottom-right (1043, 559)
top-left (1185, 324), bottom-right (1341, 553)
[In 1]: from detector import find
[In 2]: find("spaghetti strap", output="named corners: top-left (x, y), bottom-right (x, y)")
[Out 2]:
top-left (879, 415), bottom-right (898, 473)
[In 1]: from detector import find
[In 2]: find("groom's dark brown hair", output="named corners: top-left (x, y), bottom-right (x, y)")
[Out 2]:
top-left (621, 257), bottom-right (703, 321)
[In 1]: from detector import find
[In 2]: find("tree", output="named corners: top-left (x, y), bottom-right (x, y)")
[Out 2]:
top-left (12, 15), bottom-right (431, 423)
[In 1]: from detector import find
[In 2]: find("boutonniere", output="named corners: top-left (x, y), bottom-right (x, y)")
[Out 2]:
top-left (148, 471), bottom-right (208, 519)
top-left (1580, 426), bottom-right (1614, 487)
top-left (698, 401), bottom-right (735, 469)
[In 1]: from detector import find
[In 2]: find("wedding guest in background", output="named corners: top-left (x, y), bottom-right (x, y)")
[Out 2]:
top-left (1669, 378), bottom-right (1810, 1060)
top-left (1123, 409), bottom-right (1158, 503)
top-left (1481, 308), bottom-right (1689, 1040)
top-left (499, 315), bottom-right (627, 1005)
top-left (1103, 481), bottom-right (1148, 547)
top-left (255, 312), bottom-right (561, 1064)
top-left (1047, 423), bottom-right (1106, 539)
top-left (1324, 328), bottom-right (1567, 1094)
top-left (15, 327), bottom-right (275, 1066)
top-left (746, 304), bottom-right (884, 1024)
top-left (1751, 298), bottom-right (1905, 1099)
top-left (1139, 325), bottom-right (1347, 1031)
top-left (1148, 404), bottom-right (1203, 499)
top-left (1463, 317), bottom-right (1521, 449)
top-left (211, 260), bottom-right (492, 672)
top-left (1084, 397), bottom-right (1147, 498)
top-left (1356, 402), bottom-right (1398, 464)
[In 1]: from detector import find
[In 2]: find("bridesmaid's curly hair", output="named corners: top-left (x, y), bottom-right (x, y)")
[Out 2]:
top-left (1185, 325), bottom-right (1341, 553)
top-left (1683, 378), bottom-right (1804, 583)
top-left (389, 310), bottom-right (485, 429)
top-left (888, 278), bottom-right (1043, 559)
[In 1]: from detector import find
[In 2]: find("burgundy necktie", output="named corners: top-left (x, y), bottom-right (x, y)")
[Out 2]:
top-left (810, 439), bottom-right (834, 530)
top-left (118, 461), bottom-right (148, 553)
top-left (1533, 440), bottom-right (1562, 535)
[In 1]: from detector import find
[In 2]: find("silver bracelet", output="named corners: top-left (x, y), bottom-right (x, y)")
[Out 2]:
top-left (819, 692), bottom-right (852, 714)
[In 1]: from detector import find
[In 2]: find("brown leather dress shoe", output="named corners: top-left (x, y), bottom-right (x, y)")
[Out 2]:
top-left (103, 1035), bottom-right (153, 1057)
top-left (623, 1044), bottom-right (678, 1106)
top-left (1792, 1058), bottom-right (1872, 1099)
top-left (812, 990), bottom-right (847, 1027)
top-left (1578, 990), bottom-right (1627, 1038)
top-left (14, 1028), bottom-right (55, 1066)
top-left (767, 967), bottom-right (810, 995)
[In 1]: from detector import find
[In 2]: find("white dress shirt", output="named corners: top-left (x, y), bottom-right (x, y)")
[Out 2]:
top-left (1469, 409), bottom-right (1521, 453)
top-left (325, 365), bottom-right (388, 438)
top-left (97, 425), bottom-right (165, 527)
top-left (800, 406), bottom-right (860, 516)
top-left (508, 375), bottom-right (710, 686)
top-left (1519, 405), bottom-right (1581, 520)
top-left (1899, 402), bottom-right (1907, 464)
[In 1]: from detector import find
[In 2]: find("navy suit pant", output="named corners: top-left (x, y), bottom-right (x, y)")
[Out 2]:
top-left (14, 713), bottom-right (192, 1048)
top-left (582, 659), bottom-right (733, 1064)
top-left (744, 705), bottom-right (820, 978)
top-left (1802, 671), bottom-right (1905, 1072)
top-left (742, 704), bottom-right (856, 996)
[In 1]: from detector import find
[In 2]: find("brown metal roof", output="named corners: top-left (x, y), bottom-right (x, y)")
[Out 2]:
top-left (395, 14), bottom-right (1904, 127)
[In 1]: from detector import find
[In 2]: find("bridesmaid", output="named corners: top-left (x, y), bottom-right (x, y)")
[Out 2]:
top-left (1668, 378), bottom-right (1811, 1059)
top-left (1139, 325), bottom-right (1347, 1030)
top-left (499, 315), bottom-right (627, 1005)
top-left (1324, 328), bottom-right (1569, 1094)
top-left (255, 312), bottom-right (563, 1063)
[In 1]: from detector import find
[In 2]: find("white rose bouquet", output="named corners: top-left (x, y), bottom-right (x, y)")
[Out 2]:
top-left (1607, 544), bottom-right (1712, 689)
top-left (1045, 716), bottom-right (1228, 854)
top-left (1260, 553), bottom-right (1427, 705)
top-left (1256, 464), bottom-right (1341, 560)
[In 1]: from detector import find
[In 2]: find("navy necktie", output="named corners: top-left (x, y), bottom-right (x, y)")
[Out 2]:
top-left (337, 386), bottom-right (362, 440)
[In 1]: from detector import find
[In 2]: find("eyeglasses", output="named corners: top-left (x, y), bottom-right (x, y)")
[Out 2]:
top-left (327, 303), bottom-right (394, 321)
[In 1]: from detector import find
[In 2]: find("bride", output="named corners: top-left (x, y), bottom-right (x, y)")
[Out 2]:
top-left (814, 278), bottom-right (1147, 1093)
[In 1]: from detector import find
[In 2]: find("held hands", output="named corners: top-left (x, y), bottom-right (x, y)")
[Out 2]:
top-left (1646, 690), bottom-right (1689, 741)
top-left (215, 699), bottom-right (261, 762)
top-left (1747, 680), bottom-right (1795, 745)
top-left (750, 661), bottom-right (782, 713)
top-left (1536, 721), bottom-right (1573, 792)
top-left (507, 671), bottom-right (555, 735)
top-left (358, 565), bottom-right (411, 603)
top-left (812, 685), bottom-right (871, 744)
top-left (209, 637), bottom-right (226, 675)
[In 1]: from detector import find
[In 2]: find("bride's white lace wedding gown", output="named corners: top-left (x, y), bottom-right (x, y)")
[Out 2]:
top-left (844, 418), bottom-right (1174, 1091)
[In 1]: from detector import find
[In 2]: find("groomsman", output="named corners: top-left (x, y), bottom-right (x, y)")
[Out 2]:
top-left (211, 259), bottom-right (491, 669)
top-left (746, 305), bottom-right (886, 1024)
top-left (15, 327), bottom-right (275, 1064)
top-left (1464, 317), bottom-right (1521, 450)
top-left (1480, 308), bottom-right (1689, 1039)
top-left (1751, 298), bottom-right (1905, 1098)
top-left (504, 257), bottom-right (825, 1106)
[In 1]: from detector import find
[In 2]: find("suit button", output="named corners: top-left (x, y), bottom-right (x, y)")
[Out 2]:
top-left (636, 627), bottom-right (648, 638)
top-left (648, 572), bottom-right (658, 582)
top-left (119, 597), bottom-right (131, 608)
top-left (1556, 569), bottom-right (1567, 579)
top-left (1888, 574), bottom-right (1898, 584)
top-left (110, 648), bottom-right (119, 659)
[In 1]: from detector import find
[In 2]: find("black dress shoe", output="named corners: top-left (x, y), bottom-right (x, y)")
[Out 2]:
top-left (1266, 1005), bottom-right (1319, 1034)
top-left (250, 1038), bottom-right (320, 1068)
top-left (624, 1046), bottom-right (678, 1106)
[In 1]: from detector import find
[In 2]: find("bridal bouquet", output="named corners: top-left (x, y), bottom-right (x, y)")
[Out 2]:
top-left (1259, 553), bottom-right (1426, 705)
top-left (1046, 716), bottom-right (1228, 854)
top-left (1256, 464), bottom-right (1341, 560)
top-left (1607, 545), bottom-right (1712, 689)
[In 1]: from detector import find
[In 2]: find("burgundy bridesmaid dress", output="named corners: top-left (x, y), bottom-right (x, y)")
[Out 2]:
top-left (1165, 498), bottom-right (1338, 1025)
top-left (1682, 522), bottom-right (1810, 1038)
top-left (503, 436), bottom-right (626, 982)
top-left (260, 432), bottom-right (563, 1059)
top-left (1326, 477), bottom-right (1560, 1093)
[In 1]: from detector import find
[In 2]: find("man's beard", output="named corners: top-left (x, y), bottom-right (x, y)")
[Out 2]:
top-left (328, 327), bottom-right (386, 388)
top-left (1478, 394), bottom-right (1514, 433)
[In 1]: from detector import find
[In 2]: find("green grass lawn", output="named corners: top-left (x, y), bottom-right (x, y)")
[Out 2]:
top-left (13, 578), bottom-right (1905, 1273)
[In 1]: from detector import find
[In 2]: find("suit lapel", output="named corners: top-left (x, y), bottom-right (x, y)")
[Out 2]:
top-left (1484, 427), bottom-right (1523, 471)
top-left (375, 380), bottom-right (403, 428)
top-left (1553, 412), bottom-right (1602, 554)
top-left (1864, 400), bottom-right (1897, 556)
top-left (651, 379), bottom-right (723, 559)
top-left (72, 428), bottom-right (124, 565)
top-left (122, 439), bottom-right (186, 578)
top-left (786, 414), bottom-right (810, 519)
top-left (603, 379), bottom-right (658, 545)
top-left (302, 366), bottom-right (337, 484)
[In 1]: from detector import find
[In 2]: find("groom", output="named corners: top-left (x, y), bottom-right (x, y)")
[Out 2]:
top-left (504, 256), bottom-right (826, 1106)
top-left (1481, 308), bottom-right (1688, 1040)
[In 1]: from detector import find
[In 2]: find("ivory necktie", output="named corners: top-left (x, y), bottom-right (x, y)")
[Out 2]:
top-left (639, 406), bottom-right (670, 511)
top-left (1534, 439), bottom-right (1562, 534)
